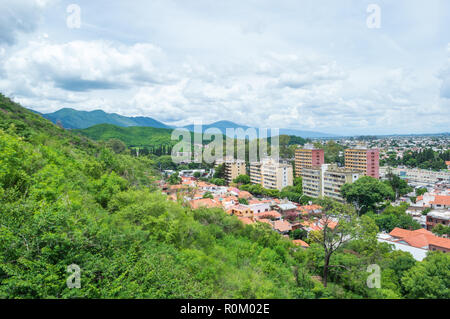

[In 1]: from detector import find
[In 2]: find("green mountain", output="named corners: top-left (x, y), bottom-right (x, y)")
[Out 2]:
top-left (76, 124), bottom-right (175, 148)
top-left (42, 108), bottom-right (170, 130)
top-left (42, 107), bottom-right (337, 138)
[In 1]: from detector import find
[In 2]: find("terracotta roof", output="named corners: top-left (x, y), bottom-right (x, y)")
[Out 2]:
top-left (446, 161), bottom-right (450, 165)
top-left (255, 210), bottom-right (282, 219)
top-left (430, 195), bottom-right (450, 206)
top-left (292, 239), bottom-right (309, 248)
top-left (389, 227), bottom-right (450, 250)
top-left (238, 191), bottom-right (252, 199)
top-left (257, 219), bottom-right (273, 226)
top-left (273, 220), bottom-right (293, 232)
top-left (189, 198), bottom-right (221, 209)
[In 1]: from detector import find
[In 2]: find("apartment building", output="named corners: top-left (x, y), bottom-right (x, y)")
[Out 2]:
top-left (345, 147), bottom-right (379, 179)
top-left (250, 159), bottom-right (293, 191)
top-left (322, 165), bottom-right (361, 203)
top-left (301, 164), bottom-right (361, 202)
top-left (301, 166), bottom-right (322, 198)
top-left (215, 158), bottom-right (246, 184)
top-left (294, 144), bottom-right (324, 177)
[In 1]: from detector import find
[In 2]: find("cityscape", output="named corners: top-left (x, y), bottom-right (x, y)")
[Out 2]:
top-left (0, 0), bottom-right (449, 310)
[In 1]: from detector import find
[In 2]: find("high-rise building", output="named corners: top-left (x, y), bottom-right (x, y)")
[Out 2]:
top-left (322, 165), bottom-right (361, 203)
top-left (215, 158), bottom-right (246, 184)
top-left (250, 159), bottom-right (293, 191)
top-left (295, 144), bottom-right (324, 177)
top-left (301, 164), bottom-right (361, 202)
top-left (344, 148), bottom-right (379, 179)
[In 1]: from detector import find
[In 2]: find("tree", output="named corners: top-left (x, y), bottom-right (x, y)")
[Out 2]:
top-left (415, 187), bottom-right (427, 196)
top-left (105, 138), bottom-right (127, 154)
top-left (311, 198), bottom-right (376, 287)
top-left (341, 176), bottom-right (395, 215)
top-left (213, 164), bottom-right (225, 179)
top-left (384, 171), bottom-right (412, 199)
top-left (193, 172), bottom-right (201, 178)
top-left (168, 172), bottom-right (181, 185)
top-left (432, 224), bottom-right (450, 237)
top-left (203, 191), bottom-right (213, 199)
top-left (238, 197), bottom-right (249, 205)
top-left (233, 174), bottom-right (250, 185)
top-left (402, 252), bottom-right (450, 299)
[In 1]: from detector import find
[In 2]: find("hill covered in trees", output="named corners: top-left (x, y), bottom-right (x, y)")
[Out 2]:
top-left (1, 94), bottom-right (449, 299)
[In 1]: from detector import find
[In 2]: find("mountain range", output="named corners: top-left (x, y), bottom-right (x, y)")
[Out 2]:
top-left (41, 107), bottom-right (337, 138)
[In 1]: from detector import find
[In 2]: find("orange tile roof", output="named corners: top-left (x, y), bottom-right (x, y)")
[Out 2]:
top-left (257, 219), bottom-right (273, 226)
top-left (238, 191), bottom-right (252, 199)
top-left (431, 195), bottom-right (450, 206)
top-left (446, 161), bottom-right (450, 165)
top-left (273, 220), bottom-right (293, 232)
top-left (189, 198), bottom-right (221, 209)
top-left (389, 227), bottom-right (450, 250)
top-left (293, 239), bottom-right (310, 248)
top-left (255, 210), bottom-right (282, 219)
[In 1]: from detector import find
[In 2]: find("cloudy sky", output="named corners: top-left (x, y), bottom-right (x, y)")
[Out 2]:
top-left (1, 0), bottom-right (449, 135)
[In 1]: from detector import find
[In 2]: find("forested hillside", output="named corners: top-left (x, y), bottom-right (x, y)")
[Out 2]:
top-left (0, 94), bottom-right (320, 298)
top-left (1, 94), bottom-right (449, 299)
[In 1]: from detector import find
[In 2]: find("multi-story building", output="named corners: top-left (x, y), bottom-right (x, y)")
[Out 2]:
top-left (215, 158), bottom-right (246, 184)
top-left (301, 166), bottom-right (322, 198)
top-left (426, 210), bottom-right (450, 231)
top-left (294, 144), bottom-right (324, 177)
top-left (380, 166), bottom-right (450, 185)
top-left (301, 164), bottom-right (361, 202)
top-left (322, 165), bottom-right (361, 203)
top-left (250, 159), bottom-right (293, 191)
top-left (345, 147), bottom-right (379, 179)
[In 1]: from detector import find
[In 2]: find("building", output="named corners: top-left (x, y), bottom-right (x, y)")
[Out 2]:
top-left (387, 227), bottom-right (450, 254)
top-left (322, 165), bottom-right (361, 203)
top-left (345, 148), bottom-right (379, 179)
top-left (426, 210), bottom-right (450, 231)
top-left (380, 166), bottom-right (450, 185)
top-left (447, 161), bottom-right (450, 170)
top-left (250, 158), bottom-right (293, 191)
top-left (301, 164), bottom-right (361, 202)
top-left (216, 158), bottom-right (246, 184)
top-left (294, 144), bottom-right (324, 177)
top-left (301, 166), bottom-right (322, 198)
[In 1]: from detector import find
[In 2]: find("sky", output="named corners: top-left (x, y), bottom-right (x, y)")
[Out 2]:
top-left (0, 0), bottom-right (449, 136)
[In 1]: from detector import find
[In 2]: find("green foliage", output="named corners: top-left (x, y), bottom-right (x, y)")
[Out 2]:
top-left (367, 204), bottom-right (421, 233)
top-left (341, 176), bottom-right (395, 214)
top-left (432, 224), bottom-right (450, 237)
top-left (401, 252), bottom-right (450, 298)
top-left (238, 198), bottom-right (249, 205)
top-left (233, 174), bottom-right (250, 185)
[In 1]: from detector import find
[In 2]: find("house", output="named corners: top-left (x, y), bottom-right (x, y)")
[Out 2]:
top-left (229, 204), bottom-right (253, 218)
top-left (430, 195), bottom-right (450, 210)
top-left (273, 220), bottom-right (293, 234)
top-left (389, 227), bottom-right (450, 253)
top-left (238, 217), bottom-right (254, 225)
top-left (275, 203), bottom-right (297, 216)
top-left (254, 210), bottom-right (282, 221)
top-left (189, 198), bottom-right (222, 210)
top-left (426, 210), bottom-right (450, 231)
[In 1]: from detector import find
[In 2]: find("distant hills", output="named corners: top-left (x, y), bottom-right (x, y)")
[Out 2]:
top-left (42, 108), bottom-right (170, 130)
top-left (41, 107), bottom-right (337, 138)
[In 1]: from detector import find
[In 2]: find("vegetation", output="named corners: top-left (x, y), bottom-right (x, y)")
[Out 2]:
top-left (341, 176), bottom-right (395, 215)
top-left (1, 94), bottom-right (448, 299)
top-left (381, 148), bottom-right (450, 171)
